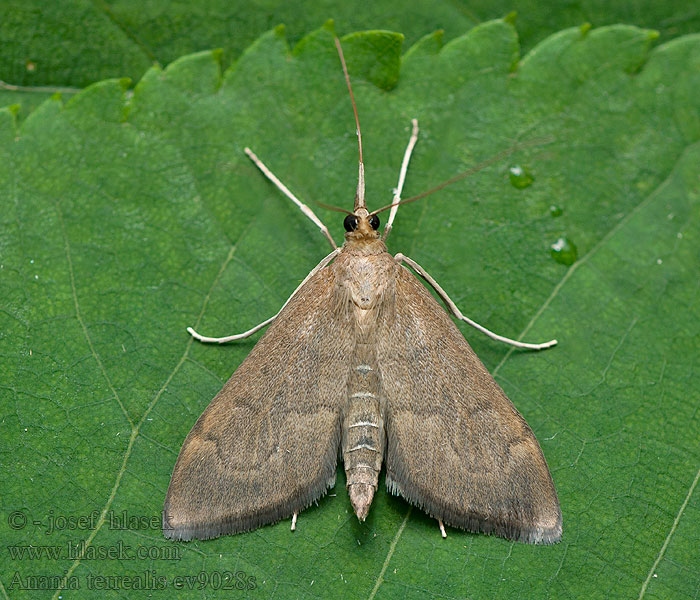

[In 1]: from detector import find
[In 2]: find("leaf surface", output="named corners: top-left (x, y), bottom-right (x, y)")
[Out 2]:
top-left (1, 20), bottom-right (698, 600)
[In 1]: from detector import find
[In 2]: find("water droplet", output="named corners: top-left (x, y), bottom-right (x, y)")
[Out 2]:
top-left (549, 205), bottom-right (563, 217)
top-left (509, 165), bottom-right (534, 189)
top-left (550, 236), bottom-right (577, 265)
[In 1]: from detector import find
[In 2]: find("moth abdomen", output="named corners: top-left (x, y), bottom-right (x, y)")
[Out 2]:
top-left (341, 347), bottom-right (386, 521)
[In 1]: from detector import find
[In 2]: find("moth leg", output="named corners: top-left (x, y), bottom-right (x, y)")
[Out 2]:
top-left (394, 253), bottom-right (558, 350)
top-left (291, 512), bottom-right (298, 531)
top-left (438, 519), bottom-right (447, 538)
top-left (383, 119), bottom-right (419, 241)
top-left (244, 147), bottom-right (337, 250)
top-left (188, 248), bottom-right (340, 343)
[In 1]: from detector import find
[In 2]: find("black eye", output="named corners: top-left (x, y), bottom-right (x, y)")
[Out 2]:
top-left (369, 214), bottom-right (380, 230)
top-left (344, 214), bottom-right (359, 232)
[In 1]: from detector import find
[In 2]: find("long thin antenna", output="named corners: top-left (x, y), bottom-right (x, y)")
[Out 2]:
top-left (370, 136), bottom-right (555, 216)
top-left (334, 37), bottom-right (365, 212)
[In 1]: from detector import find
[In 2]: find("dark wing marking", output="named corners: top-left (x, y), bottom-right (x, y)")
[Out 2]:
top-left (164, 265), bottom-right (352, 540)
top-left (376, 265), bottom-right (561, 543)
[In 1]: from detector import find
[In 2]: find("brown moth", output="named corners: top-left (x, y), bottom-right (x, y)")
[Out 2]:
top-left (163, 37), bottom-right (562, 544)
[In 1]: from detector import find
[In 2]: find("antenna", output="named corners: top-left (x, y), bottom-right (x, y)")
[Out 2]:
top-left (334, 37), bottom-right (365, 212)
top-left (370, 136), bottom-right (555, 216)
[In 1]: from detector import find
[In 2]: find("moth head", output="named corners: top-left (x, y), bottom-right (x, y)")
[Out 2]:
top-left (344, 208), bottom-right (380, 240)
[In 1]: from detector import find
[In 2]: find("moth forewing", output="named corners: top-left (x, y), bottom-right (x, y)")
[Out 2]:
top-left (163, 266), bottom-right (351, 540)
top-left (378, 266), bottom-right (562, 544)
top-left (164, 32), bottom-right (561, 544)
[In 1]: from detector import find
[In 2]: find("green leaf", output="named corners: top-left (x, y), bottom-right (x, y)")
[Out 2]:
top-left (2, 0), bottom-right (700, 108)
top-left (1, 20), bottom-right (699, 599)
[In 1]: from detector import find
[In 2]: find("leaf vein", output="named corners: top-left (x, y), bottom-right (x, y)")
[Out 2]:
top-left (637, 467), bottom-right (700, 599)
top-left (91, 0), bottom-right (159, 63)
top-left (367, 507), bottom-right (412, 600)
top-left (56, 203), bottom-right (134, 428)
top-left (49, 224), bottom-right (250, 600)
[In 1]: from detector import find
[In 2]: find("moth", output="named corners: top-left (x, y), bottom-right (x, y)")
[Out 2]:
top-left (163, 37), bottom-right (562, 544)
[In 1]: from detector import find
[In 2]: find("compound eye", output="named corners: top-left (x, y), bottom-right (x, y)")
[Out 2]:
top-left (343, 214), bottom-right (359, 232)
top-left (368, 214), bottom-right (380, 230)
